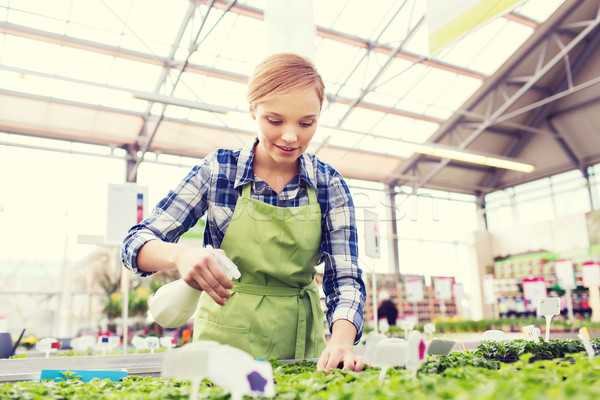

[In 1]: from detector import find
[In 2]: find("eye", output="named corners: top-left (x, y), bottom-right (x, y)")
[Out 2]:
top-left (300, 121), bottom-right (314, 127)
top-left (267, 118), bottom-right (282, 125)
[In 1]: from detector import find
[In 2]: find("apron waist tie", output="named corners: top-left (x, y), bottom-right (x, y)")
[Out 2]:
top-left (232, 280), bottom-right (321, 359)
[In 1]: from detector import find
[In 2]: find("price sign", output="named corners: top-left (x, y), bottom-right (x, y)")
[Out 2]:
top-left (555, 260), bottom-right (576, 290)
top-left (582, 262), bottom-right (600, 288)
top-left (364, 210), bottom-right (381, 258)
top-left (106, 183), bottom-right (148, 244)
top-left (433, 277), bottom-right (452, 300)
top-left (404, 277), bottom-right (424, 302)
top-left (482, 274), bottom-right (496, 305)
top-left (453, 283), bottom-right (465, 301)
top-left (522, 278), bottom-right (547, 310)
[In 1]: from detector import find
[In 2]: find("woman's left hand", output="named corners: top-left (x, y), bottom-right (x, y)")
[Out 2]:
top-left (316, 319), bottom-right (365, 372)
top-left (317, 341), bottom-right (365, 372)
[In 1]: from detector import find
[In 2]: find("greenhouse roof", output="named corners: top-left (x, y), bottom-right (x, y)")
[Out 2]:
top-left (1, 0), bottom-right (599, 196)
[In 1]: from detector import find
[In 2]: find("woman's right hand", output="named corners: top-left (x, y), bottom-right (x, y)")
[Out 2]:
top-left (175, 245), bottom-right (233, 306)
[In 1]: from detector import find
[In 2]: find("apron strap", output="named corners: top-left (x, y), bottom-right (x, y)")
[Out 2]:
top-left (232, 280), bottom-right (321, 359)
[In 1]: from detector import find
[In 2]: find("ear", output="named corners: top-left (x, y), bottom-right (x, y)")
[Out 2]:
top-left (249, 106), bottom-right (256, 120)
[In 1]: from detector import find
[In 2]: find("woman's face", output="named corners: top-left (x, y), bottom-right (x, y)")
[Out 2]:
top-left (251, 87), bottom-right (320, 170)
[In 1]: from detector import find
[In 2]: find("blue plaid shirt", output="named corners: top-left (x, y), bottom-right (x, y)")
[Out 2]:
top-left (121, 139), bottom-right (365, 340)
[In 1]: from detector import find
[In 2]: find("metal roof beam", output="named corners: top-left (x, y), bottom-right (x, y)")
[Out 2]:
top-left (396, 1), bottom-right (599, 191)
top-left (482, 14), bottom-right (600, 190)
top-left (0, 21), bottom-right (445, 127)
top-left (203, 0), bottom-right (487, 81)
top-left (387, 0), bottom-right (586, 188)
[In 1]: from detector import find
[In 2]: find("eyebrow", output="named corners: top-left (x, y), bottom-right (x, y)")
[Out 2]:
top-left (266, 112), bottom-right (319, 119)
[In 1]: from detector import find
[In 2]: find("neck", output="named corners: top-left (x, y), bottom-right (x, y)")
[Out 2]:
top-left (253, 145), bottom-right (299, 194)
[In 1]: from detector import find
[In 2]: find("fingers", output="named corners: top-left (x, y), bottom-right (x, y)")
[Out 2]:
top-left (180, 248), bottom-right (233, 306)
top-left (317, 348), bottom-right (362, 372)
top-left (354, 356), bottom-right (366, 372)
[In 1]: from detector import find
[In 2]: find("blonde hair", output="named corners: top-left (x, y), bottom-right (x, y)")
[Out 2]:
top-left (247, 53), bottom-right (325, 110)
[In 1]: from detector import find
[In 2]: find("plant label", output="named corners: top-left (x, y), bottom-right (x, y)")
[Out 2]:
top-left (481, 330), bottom-right (505, 342)
top-left (36, 338), bottom-right (60, 358)
top-left (363, 332), bottom-right (389, 366)
top-left (70, 335), bottom-right (96, 352)
top-left (145, 336), bottom-right (160, 352)
top-left (423, 322), bottom-right (436, 335)
top-left (522, 325), bottom-right (539, 343)
top-left (538, 297), bottom-right (560, 341)
top-left (427, 338), bottom-right (456, 356)
top-left (538, 297), bottom-right (560, 316)
top-left (371, 338), bottom-right (408, 383)
top-left (162, 341), bottom-right (274, 400)
top-left (406, 331), bottom-right (427, 378)
top-left (160, 336), bottom-right (178, 349)
top-left (578, 327), bottom-right (595, 358)
top-left (400, 318), bottom-right (416, 338)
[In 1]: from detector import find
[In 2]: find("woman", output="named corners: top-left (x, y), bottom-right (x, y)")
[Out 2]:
top-left (121, 53), bottom-right (366, 371)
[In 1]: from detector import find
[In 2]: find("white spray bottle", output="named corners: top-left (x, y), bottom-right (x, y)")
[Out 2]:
top-left (149, 248), bottom-right (241, 328)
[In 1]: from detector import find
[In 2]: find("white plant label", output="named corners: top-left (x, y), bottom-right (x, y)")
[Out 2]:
top-left (522, 324), bottom-right (539, 343)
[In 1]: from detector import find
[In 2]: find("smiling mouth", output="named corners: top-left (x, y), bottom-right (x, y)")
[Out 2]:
top-left (276, 145), bottom-right (297, 152)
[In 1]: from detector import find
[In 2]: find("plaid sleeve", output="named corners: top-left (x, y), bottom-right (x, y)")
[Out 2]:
top-left (320, 172), bottom-right (366, 344)
top-left (120, 156), bottom-right (214, 276)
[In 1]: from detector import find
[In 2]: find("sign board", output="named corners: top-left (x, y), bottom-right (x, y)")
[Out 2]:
top-left (555, 259), bottom-right (576, 290)
top-left (433, 277), bottom-right (452, 300)
top-left (522, 278), bottom-right (547, 310)
top-left (453, 282), bottom-right (465, 301)
top-left (582, 262), bottom-right (600, 288)
top-left (425, 0), bottom-right (525, 54)
top-left (404, 277), bottom-right (424, 302)
top-left (482, 274), bottom-right (496, 305)
top-left (364, 210), bottom-right (381, 258)
top-left (106, 183), bottom-right (148, 244)
top-left (265, 0), bottom-right (316, 60)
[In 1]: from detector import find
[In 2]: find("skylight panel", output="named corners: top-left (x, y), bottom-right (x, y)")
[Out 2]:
top-left (316, 44), bottom-right (367, 91)
top-left (372, 61), bottom-right (429, 97)
top-left (368, 113), bottom-right (419, 138)
top-left (56, 47), bottom-right (113, 83)
top-left (432, 75), bottom-right (483, 111)
top-left (332, 0), bottom-right (398, 39)
top-left (6, 8), bottom-right (66, 35)
top-left (423, 105), bottom-right (453, 120)
top-left (6, 0), bottom-right (71, 25)
top-left (0, 70), bottom-right (53, 97)
top-left (375, 0), bottom-right (427, 49)
top-left (162, 104), bottom-right (192, 120)
top-left (125, 0), bottom-right (188, 46)
top-left (107, 58), bottom-right (163, 92)
top-left (320, 48), bottom-right (389, 94)
top-left (65, 23), bottom-right (122, 47)
top-left (399, 119), bottom-right (439, 143)
top-left (435, 16), bottom-right (533, 75)
top-left (515, 0), bottom-right (564, 23)
top-left (68, 0), bottom-right (130, 36)
top-left (339, 106), bottom-right (388, 132)
top-left (403, 68), bottom-right (460, 105)
top-left (1, 35), bottom-right (61, 74)
top-left (466, 21), bottom-right (533, 75)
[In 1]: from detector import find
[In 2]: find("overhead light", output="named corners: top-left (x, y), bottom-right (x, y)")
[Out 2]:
top-left (317, 125), bottom-right (535, 173)
top-left (130, 91), bottom-right (234, 114)
top-left (409, 142), bottom-right (535, 173)
top-left (485, 157), bottom-right (535, 173)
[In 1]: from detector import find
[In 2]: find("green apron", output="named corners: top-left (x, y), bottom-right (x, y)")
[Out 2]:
top-left (193, 182), bottom-right (327, 360)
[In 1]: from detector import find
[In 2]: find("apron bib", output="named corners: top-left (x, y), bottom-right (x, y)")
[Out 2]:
top-left (193, 183), bottom-right (327, 360)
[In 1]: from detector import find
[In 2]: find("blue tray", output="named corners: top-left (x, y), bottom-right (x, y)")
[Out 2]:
top-left (40, 369), bottom-right (127, 382)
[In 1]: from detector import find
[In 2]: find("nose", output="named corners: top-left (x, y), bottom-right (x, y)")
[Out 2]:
top-left (281, 126), bottom-right (298, 143)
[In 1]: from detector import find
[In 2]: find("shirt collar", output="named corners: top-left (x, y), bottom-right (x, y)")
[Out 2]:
top-left (233, 137), bottom-right (318, 190)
